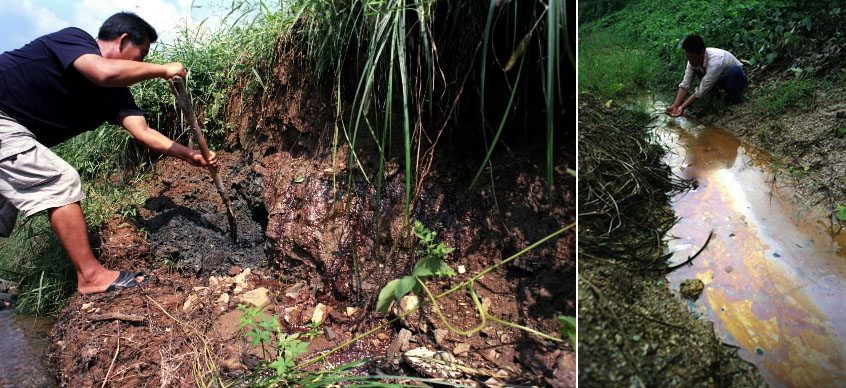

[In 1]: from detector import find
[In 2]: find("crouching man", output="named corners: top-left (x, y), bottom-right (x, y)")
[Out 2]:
top-left (667, 34), bottom-right (748, 117)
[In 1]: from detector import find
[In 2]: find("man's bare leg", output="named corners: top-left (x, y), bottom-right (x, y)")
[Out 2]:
top-left (48, 203), bottom-right (142, 294)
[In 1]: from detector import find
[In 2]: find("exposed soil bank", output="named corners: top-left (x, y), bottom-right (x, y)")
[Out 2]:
top-left (47, 50), bottom-right (575, 388)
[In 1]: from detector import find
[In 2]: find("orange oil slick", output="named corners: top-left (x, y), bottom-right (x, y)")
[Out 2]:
top-left (652, 103), bottom-right (846, 388)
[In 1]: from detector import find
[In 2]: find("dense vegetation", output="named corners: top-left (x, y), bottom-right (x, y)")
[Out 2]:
top-left (579, 0), bottom-right (845, 102)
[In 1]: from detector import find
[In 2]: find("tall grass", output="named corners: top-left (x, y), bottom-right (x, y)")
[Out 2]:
top-left (578, 31), bottom-right (666, 101)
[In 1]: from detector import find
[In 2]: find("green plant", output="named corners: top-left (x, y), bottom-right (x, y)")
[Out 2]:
top-left (557, 315), bottom-right (577, 349)
top-left (238, 304), bottom-right (310, 378)
top-left (837, 205), bottom-right (846, 221)
top-left (377, 221), bottom-right (456, 314)
top-left (304, 321), bottom-right (322, 339)
top-left (756, 76), bottom-right (817, 117)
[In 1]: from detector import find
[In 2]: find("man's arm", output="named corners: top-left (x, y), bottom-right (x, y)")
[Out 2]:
top-left (72, 55), bottom-right (186, 87)
top-left (119, 115), bottom-right (216, 167)
top-left (670, 94), bottom-right (697, 117)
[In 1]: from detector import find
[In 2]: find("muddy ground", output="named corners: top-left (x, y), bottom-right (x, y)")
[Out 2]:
top-left (47, 53), bottom-right (575, 387)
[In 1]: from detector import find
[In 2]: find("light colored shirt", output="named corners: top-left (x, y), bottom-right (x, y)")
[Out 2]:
top-left (679, 47), bottom-right (742, 98)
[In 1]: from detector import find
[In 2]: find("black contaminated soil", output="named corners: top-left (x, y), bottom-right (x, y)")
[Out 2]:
top-left (141, 153), bottom-right (270, 276)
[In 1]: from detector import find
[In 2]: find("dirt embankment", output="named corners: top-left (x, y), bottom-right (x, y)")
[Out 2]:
top-left (48, 44), bottom-right (575, 387)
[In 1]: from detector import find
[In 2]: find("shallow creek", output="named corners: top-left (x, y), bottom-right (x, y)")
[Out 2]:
top-left (0, 309), bottom-right (55, 387)
top-left (652, 102), bottom-right (846, 388)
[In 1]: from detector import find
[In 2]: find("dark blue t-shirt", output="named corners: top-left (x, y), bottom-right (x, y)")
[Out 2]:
top-left (0, 27), bottom-right (143, 147)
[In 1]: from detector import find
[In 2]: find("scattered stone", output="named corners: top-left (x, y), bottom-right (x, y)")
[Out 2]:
top-left (377, 332), bottom-right (390, 341)
top-left (433, 329), bottom-right (449, 346)
top-left (239, 287), bottom-right (269, 307)
top-left (209, 276), bottom-right (219, 286)
top-left (481, 297), bottom-right (493, 313)
top-left (400, 295), bottom-right (419, 313)
top-left (538, 287), bottom-right (555, 299)
top-left (81, 302), bottom-right (93, 311)
top-left (360, 281), bottom-right (375, 291)
top-left (283, 306), bottom-right (302, 324)
top-left (680, 279), bottom-right (705, 299)
top-left (192, 287), bottom-right (207, 292)
top-left (387, 328), bottom-right (413, 356)
top-left (324, 326), bottom-right (337, 340)
top-left (217, 293), bottom-right (230, 305)
top-left (228, 266), bottom-right (242, 277)
top-left (484, 377), bottom-right (505, 387)
top-left (345, 306), bottom-right (359, 317)
top-left (311, 303), bottom-right (331, 325)
top-left (547, 351), bottom-right (577, 388)
top-left (183, 295), bottom-right (199, 311)
top-left (725, 266), bottom-right (733, 273)
top-left (453, 342), bottom-right (471, 356)
top-left (284, 282), bottom-right (306, 299)
top-left (457, 265), bottom-right (466, 274)
top-left (234, 268), bottom-right (251, 290)
top-left (403, 347), bottom-right (463, 379)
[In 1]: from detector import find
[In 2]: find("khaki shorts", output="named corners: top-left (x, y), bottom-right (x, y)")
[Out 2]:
top-left (0, 110), bottom-right (85, 237)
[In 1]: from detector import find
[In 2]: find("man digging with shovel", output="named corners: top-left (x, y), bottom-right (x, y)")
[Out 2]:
top-left (0, 12), bottom-right (217, 294)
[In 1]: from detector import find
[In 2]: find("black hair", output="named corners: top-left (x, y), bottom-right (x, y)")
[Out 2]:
top-left (682, 34), bottom-right (705, 52)
top-left (97, 12), bottom-right (157, 45)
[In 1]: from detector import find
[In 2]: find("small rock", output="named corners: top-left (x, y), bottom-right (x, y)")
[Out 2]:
top-left (387, 329), bottom-right (413, 356)
top-left (217, 293), bottom-right (230, 305)
top-left (209, 276), bottom-right (219, 286)
top-left (481, 297), bottom-right (492, 313)
top-left (399, 295), bottom-right (419, 313)
top-left (183, 295), bottom-right (199, 311)
top-left (345, 306), bottom-right (359, 317)
top-left (433, 329), bottom-right (449, 346)
top-left (324, 326), bottom-right (337, 340)
top-left (234, 268), bottom-right (251, 289)
top-left (538, 287), bottom-right (554, 299)
top-left (284, 282), bottom-right (306, 299)
top-left (457, 265), bottom-right (466, 274)
top-left (283, 306), bottom-right (302, 324)
top-left (239, 287), bottom-right (269, 307)
top-left (360, 281), bottom-right (374, 291)
top-left (377, 332), bottom-right (390, 341)
top-left (312, 303), bottom-right (331, 325)
top-left (680, 279), bottom-right (705, 299)
top-left (725, 266), bottom-right (733, 273)
top-left (192, 287), bottom-right (207, 292)
top-left (81, 302), bottom-right (93, 311)
top-left (453, 342), bottom-right (471, 356)
top-left (228, 266), bottom-right (242, 277)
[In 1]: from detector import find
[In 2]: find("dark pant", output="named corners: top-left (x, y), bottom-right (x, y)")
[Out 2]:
top-left (695, 65), bottom-right (748, 94)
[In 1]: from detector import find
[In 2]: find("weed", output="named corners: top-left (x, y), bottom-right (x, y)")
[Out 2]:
top-left (304, 321), bottom-right (322, 340)
top-left (557, 315), bottom-right (577, 349)
top-left (756, 77), bottom-right (817, 117)
top-left (377, 221), bottom-right (455, 315)
top-left (837, 206), bottom-right (846, 221)
top-left (238, 304), bottom-right (309, 378)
